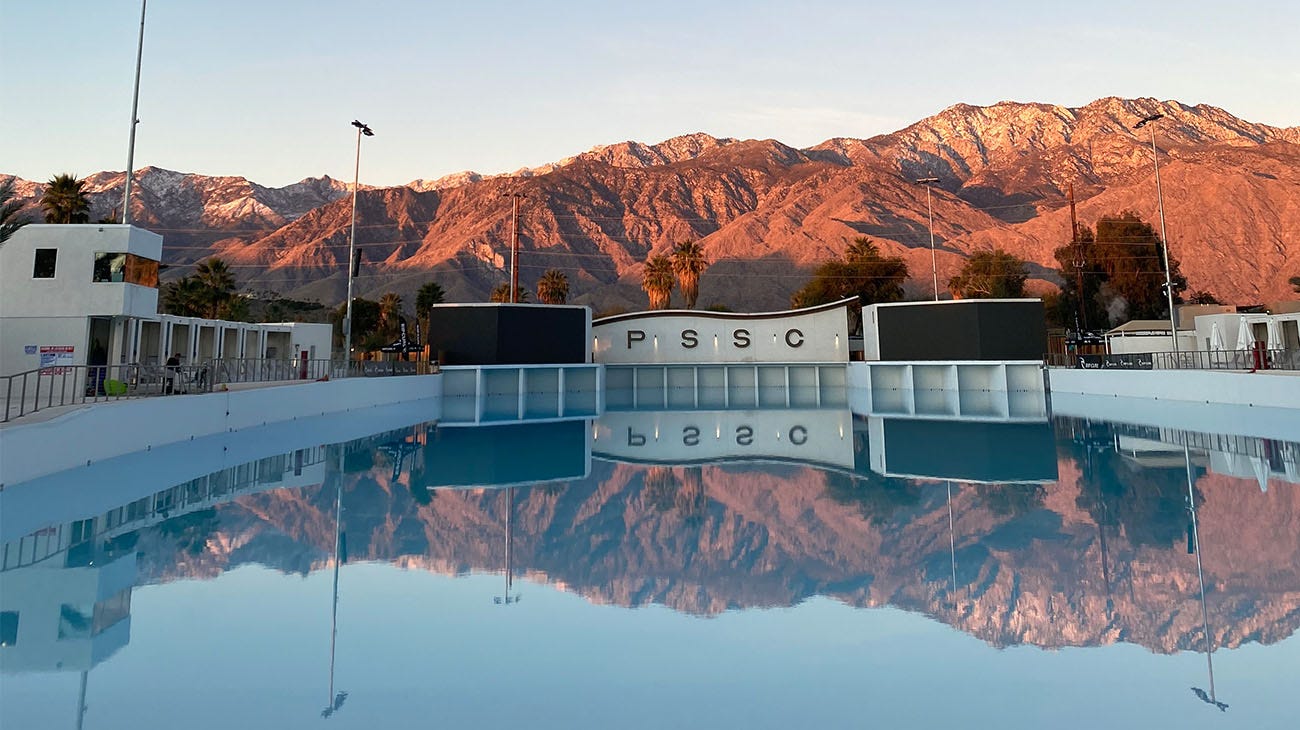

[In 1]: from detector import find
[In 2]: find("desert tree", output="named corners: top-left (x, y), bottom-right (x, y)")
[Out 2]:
top-left (641, 255), bottom-right (675, 310)
top-left (536, 269), bottom-right (570, 305)
top-left (41, 173), bottom-right (91, 224)
top-left (670, 240), bottom-right (708, 308)
top-left (0, 178), bottom-right (29, 244)
top-left (948, 249), bottom-right (1029, 299)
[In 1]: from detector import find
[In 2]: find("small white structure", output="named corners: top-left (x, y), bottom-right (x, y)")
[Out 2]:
top-left (1105, 320), bottom-right (1197, 355)
top-left (0, 225), bottom-right (331, 376)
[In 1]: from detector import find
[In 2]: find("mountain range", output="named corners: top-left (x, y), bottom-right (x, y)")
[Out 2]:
top-left (130, 440), bottom-right (1300, 656)
top-left (6, 97), bottom-right (1299, 312)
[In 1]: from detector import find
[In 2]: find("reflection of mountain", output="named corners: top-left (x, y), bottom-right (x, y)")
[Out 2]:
top-left (123, 429), bottom-right (1300, 656)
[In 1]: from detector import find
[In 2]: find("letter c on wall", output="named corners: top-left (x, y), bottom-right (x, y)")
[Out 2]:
top-left (785, 329), bottom-right (804, 348)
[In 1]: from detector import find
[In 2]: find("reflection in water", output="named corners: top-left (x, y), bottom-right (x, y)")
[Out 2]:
top-left (2, 404), bottom-right (1297, 726)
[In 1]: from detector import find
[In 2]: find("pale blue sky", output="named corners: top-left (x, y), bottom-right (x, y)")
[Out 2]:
top-left (3, 0), bottom-right (1297, 187)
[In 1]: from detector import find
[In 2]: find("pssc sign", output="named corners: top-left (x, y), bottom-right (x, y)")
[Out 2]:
top-left (592, 299), bottom-right (852, 364)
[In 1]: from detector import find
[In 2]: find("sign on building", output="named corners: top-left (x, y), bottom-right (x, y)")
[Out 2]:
top-left (38, 345), bottom-right (74, 375)
top-left (592, 299), bottom-right (852, 365)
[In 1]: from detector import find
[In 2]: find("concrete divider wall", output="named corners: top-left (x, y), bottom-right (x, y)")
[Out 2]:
top-left (0, 375), bottom-right (441, 487)
top-left (1047, 368), bottom-right (1300, 410)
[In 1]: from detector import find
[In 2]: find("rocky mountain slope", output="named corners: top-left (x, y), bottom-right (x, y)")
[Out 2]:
top-left (7, 98), bottom-right (1298, 310)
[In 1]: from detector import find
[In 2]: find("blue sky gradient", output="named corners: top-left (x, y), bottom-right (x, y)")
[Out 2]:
top-left (3, 0), bottom-right (1297, 187)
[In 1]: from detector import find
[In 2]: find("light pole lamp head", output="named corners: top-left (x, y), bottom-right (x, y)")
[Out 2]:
top-left (1134, 113), bottom-right (1164, 129)
top-left (352, 120), bottom-right (374, 136)
top-left (915, 177), bottom-right (940, 185)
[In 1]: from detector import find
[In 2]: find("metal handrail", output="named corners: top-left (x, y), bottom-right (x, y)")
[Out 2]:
top-left (1044, 348), bottom-right (1300, 372)
top-left (2, 356), bottom-right (438, 423)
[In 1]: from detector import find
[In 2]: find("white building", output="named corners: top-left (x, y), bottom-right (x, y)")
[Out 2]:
top-left (1194, 311), bottom-right (1300, 352)
top-left (0, 225), bottom-right (330, 376)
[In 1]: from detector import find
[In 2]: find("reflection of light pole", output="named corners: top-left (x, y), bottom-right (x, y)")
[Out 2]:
top-left (916, 177), bottom-right (941, 301)
top-left (946, 480), bottom-right (958, 610)
top-left (1133, 113), bottom-right (1179, 353)
top-left (494, 487), bottom-right (520, 605)
top-left (1184, 446), bottom-right (1227, 712)
top-left (121, 0), bottom-right (147, 225)
top-left (344, 120), bottom-right (374, 361)
top-left (323, 449), bottom-right (348, 719)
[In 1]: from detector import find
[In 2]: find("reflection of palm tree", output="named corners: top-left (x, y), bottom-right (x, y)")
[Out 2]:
top-left (536, 269), bottom-right (570, 304)
top-left (671, 240), bottom-right (708, 309)
top-left (642, 255), bottom-right (675, 310)
top-left (643, 466), bottom-right (678, 512)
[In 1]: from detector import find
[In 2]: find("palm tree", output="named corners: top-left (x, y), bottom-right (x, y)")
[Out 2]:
top-left (194, 258), bottom-right (237, 318)
top-left (41, 173), bottom-right (91, 224)
top-left (641, 255), bottom-right (675, 310)
top-left (415, 281), bottom-right (446, 337)
top-left (161, 276), bottom-right (206, 317)
top-left (536, 269), bottom-right (570, 305)
top-left (379, 292), bottom-right (405, 336)
top-left (670, 240), bottom-right (708, 309)
top-left (0, 178), bottom-right (29, 244)
top-left (490, 283), bottom-right (529, 303)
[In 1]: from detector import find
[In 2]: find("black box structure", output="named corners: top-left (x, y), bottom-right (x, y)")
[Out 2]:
top-left (866, 299), bottom-right (1047, 361)
top-left (421, 420), bottom-right (589, 488)
top-left (870, 419), bottom-right (1058, 483)
top-left (427, 304), bottom-right (590, 365)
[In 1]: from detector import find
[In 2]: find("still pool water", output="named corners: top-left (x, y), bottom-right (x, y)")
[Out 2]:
top-left (2, 401), bottom-right (1297, 729)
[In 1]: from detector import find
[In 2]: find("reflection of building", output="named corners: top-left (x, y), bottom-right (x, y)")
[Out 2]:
top-left (864, 416), bottom-right (1058, 484)
top-left (0, 551), bottom-right (136, 674)
top-left (421, 420), bottom-right (591, 490)
top-left (1110, 423), bottom-right (1299, 488)
top-left (595, 408), bottom-right (856, 470)
top-left (1, 448), bottom-right (328, 673)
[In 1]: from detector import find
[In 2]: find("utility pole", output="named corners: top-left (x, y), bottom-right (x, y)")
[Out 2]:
top-left (121, 0), bottom-right (147, 225)
top-left (915, 177), bottom-right (941, 301)
top-left (508, 193), bottom-right (523, 303)
top-left (1069, 183), bottom-right (1087, 332)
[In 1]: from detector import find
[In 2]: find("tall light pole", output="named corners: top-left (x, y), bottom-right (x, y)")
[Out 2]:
top-left (121, 0), bottom-right (147, 225)
top-left (916, 177), bottom-right (941, 301)
top-left (1134, 113), bottom-right (1180, 353)
top-left (344, 120), bottom-right (374, 361)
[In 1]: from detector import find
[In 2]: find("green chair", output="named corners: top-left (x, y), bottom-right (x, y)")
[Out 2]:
top-left (104, 379), bottom-right (128, 397)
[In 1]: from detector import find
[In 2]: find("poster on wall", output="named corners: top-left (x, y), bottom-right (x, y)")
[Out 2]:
top-left (39, 345), bottom-right (74, 375)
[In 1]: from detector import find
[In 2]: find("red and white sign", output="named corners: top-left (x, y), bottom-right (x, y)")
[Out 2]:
top-left (39, 345), bottom-right (74, 375)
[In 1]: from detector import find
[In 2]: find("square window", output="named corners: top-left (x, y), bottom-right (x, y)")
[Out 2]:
top-left (33, 249), bottom-right (57, 278)
top-left (93, 252), bottom-right (127, 283)
top-left (0, 611), bottom-right (17, 647)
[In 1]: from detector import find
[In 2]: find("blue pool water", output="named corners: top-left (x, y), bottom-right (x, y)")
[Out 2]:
top-left (1, 398), bottom-right (1297, 729)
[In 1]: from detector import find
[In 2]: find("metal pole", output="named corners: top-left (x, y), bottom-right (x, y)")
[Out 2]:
top-left (510, 195), bottom-right (521, 303)
top-left (926, 183), bottom-right (938, 301)
top-left (1185, 446), bottom-right (1217, 705)
top-left (344, 126), bottom-right (362, 361)
top-left (122, 0), bottom-right (147, 225)
top-left (1150, 124), bottom-right (1179, 353)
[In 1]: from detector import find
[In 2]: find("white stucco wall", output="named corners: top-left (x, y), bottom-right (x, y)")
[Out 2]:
top-left (0, 225), bottom-right (161, 319)
top-left (592, 301), bottom-right (850, 364)
top-left (1047, 368), bottom-right (1300, 410)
